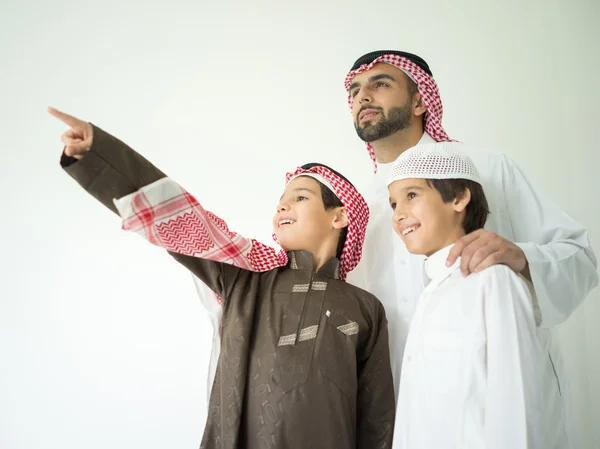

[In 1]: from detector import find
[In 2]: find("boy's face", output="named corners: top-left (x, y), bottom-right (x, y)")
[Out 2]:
top-left (273, 176), bottom-right (345, 254)
top-left (388, 178), bottom-right (467, 257)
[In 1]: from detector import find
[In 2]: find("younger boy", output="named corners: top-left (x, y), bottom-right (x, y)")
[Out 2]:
top-left (387, 143), bottom-right (566, 449)
top-left (51, 107), bottom-right (395, 449)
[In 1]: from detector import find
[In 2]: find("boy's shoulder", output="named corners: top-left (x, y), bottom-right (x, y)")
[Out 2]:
top-left (445, 263), bottom-right (531, 295)
top-left (338, 279), bottom-right (386, 310)
top-left (466, 263), bottom-right (534, 299)
top-left (477, 263), bottom-right (526, 280)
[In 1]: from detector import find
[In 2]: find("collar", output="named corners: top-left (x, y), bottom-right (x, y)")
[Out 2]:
top-left (288, 250), bottom-right (341, 280)
top-left (375, 132), bottom-right (436, 173)
top-left (423, 244), bottom-right (461, 288)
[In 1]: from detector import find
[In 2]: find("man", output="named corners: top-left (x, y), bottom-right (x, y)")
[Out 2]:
top-left (344, 50), bottom-right (598, 447)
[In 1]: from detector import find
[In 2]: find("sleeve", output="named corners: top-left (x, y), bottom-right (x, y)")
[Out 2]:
top-left (356, 300), bottom-right (396, 449)
top-left (500, 154), bottom-right (598, 327)
top-left (60, 125), bottom-right (251, 299)
top-left (482, 266), bottom-right (540, 449)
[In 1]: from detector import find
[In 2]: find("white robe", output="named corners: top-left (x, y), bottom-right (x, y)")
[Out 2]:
top-left (347, 132), bottom-right (597, 448)
top-left (394, 245), bottom-right (567, 449)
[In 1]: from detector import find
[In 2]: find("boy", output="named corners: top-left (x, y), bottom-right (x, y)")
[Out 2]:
top-left (50, 107), bottom-right (395, 449)
top-left (387, 143), bottom-right (566, 449)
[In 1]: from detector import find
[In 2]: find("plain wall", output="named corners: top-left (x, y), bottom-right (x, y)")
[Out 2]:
top-left (1, 0), bottom-right (598, 448)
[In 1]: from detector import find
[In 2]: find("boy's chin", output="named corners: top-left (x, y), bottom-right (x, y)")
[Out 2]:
top-left (402, 239), bottom-right (429, 256)
top-left (277, 239), bottom-right (298, 252)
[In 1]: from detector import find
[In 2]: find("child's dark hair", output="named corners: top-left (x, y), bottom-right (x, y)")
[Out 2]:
top-left (300, 163), bottom-right (351, 259)
top-left (427, 179), bottom-right (490, 234)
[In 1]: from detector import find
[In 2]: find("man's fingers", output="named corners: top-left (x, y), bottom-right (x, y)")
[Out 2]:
top-left (48, 106), bottom-right (84, 128)
top-left (472, 253), bottom-right (503, 274)
top-left (467, 245), bottom-right (497, 273)
top-left (447, 229), bottom-right (484, 266)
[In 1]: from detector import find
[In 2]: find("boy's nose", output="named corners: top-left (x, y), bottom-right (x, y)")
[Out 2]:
top-left (277, 202), bottom-right (290, 212)
top-left (393, 209), bottom-right (407, 222)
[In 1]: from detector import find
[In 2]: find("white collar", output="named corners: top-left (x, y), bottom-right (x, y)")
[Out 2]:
top-left (375, 132), bottom-right (436, 173)
top-left (423, 244), bottom-right (461, 288)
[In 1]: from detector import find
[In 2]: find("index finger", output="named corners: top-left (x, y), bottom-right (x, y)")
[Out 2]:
top-left (48, 106), bottom-right (84, 128)
top-left (446, 229), bottom-right (483, 266)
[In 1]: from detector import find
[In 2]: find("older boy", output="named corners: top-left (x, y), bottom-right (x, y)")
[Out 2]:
top-left (387, 143), bottom-right (566, 449)
top-left (50, 107), bottom-right (395, 449)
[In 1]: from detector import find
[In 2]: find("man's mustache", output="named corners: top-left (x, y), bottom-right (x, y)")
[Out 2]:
top-left (357, 105), bottom-right (384, 117)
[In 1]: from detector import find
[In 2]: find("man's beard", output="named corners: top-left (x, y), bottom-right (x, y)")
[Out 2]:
top-left (355, 102), bottom-right (412, 143)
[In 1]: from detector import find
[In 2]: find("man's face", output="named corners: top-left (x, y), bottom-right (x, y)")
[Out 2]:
top-left (349, 63), bottom-right (416, 142)
top-left (273, 176), bottom-right (341, 253)
top-left (388, 178), bottom-right (465, 256)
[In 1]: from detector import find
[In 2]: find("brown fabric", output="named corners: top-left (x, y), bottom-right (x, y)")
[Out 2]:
top-left (61, 126), bottom-right (396, 449)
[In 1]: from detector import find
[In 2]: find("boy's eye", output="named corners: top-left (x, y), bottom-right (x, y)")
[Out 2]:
top-left (297, 196), bottom-right (307, 201)
top-left (407, 192), bottom-right (417, 200)
top-left (390, 202), bottom-right (396, 210)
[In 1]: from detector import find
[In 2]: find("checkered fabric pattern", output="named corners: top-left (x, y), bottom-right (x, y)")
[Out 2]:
top-left (113, 178), bottom-right (289, 275)
top-left (344, 54), bottom-right (453, 172)
top-left (113, 166), bottom-right (368, 281)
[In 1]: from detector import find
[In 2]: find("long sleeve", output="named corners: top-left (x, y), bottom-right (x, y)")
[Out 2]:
top-left (482, 266), bottom-right (542, 449)
top-left (356, 303), bottom-right (395, 449)
top-left (60, 125), bottom-right (245, 299)
top-left (500, 154), bottom-right (598, 327)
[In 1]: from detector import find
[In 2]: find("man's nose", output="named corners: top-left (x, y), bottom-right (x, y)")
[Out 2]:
top-left (356, 88), bottom-right (372, 104)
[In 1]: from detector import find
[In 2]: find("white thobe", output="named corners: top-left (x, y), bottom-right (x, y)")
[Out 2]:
top-left (394, 245), bottom-right (566, 449)
top-left (346, 132), bottom-right (597, 448)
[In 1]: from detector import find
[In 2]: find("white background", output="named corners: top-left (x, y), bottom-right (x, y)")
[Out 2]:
top-left (1, 0), bottom-right (599, 448)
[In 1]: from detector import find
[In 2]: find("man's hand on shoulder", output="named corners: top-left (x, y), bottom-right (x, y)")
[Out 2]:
top-left (446, 229), bottom-right (531, 281)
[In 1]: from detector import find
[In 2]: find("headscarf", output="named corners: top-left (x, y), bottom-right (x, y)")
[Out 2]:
top-left (115, 165), bottom-right (368, 281)
top-left (345, 50), bottom-right (453, 171)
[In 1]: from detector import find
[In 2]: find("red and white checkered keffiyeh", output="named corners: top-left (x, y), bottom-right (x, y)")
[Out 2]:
top-left (285, 166), bottom-right (369, 280)
top-left (344, 54), bottom-right (452, 172)
top-left (113, 166), bottom-right (368, 282)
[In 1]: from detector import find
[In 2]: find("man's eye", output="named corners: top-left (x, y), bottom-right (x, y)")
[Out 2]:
top-left (351, 89), bottom-right (359, 98)
top-left (375, 82), bottom-right (389, 88)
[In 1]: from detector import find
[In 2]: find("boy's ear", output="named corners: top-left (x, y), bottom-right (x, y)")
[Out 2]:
top-left (453, 188), bottom-right (472, 213)
top-left (331, 207), bottom-right (349, 230)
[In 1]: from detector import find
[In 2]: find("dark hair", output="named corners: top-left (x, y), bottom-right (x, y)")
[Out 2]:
top-left (427, 179), bottom-right (490, 234)
top-left (300, 163), bottom-right (351, 259)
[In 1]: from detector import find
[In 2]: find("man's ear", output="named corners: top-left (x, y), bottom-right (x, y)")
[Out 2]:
top-left (332, 207), bottom-right (349, 230)
top-left (413, 93), bottom-right (427, 118)
top-left (453, 188), bottom-right (472, 213)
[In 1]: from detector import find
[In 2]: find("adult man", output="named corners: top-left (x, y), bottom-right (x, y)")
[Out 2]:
top-left (344, 50), bottom-right (598, 447)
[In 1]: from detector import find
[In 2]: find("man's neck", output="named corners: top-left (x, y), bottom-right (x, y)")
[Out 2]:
top-left (371, 128), bottom-right (424, 164)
